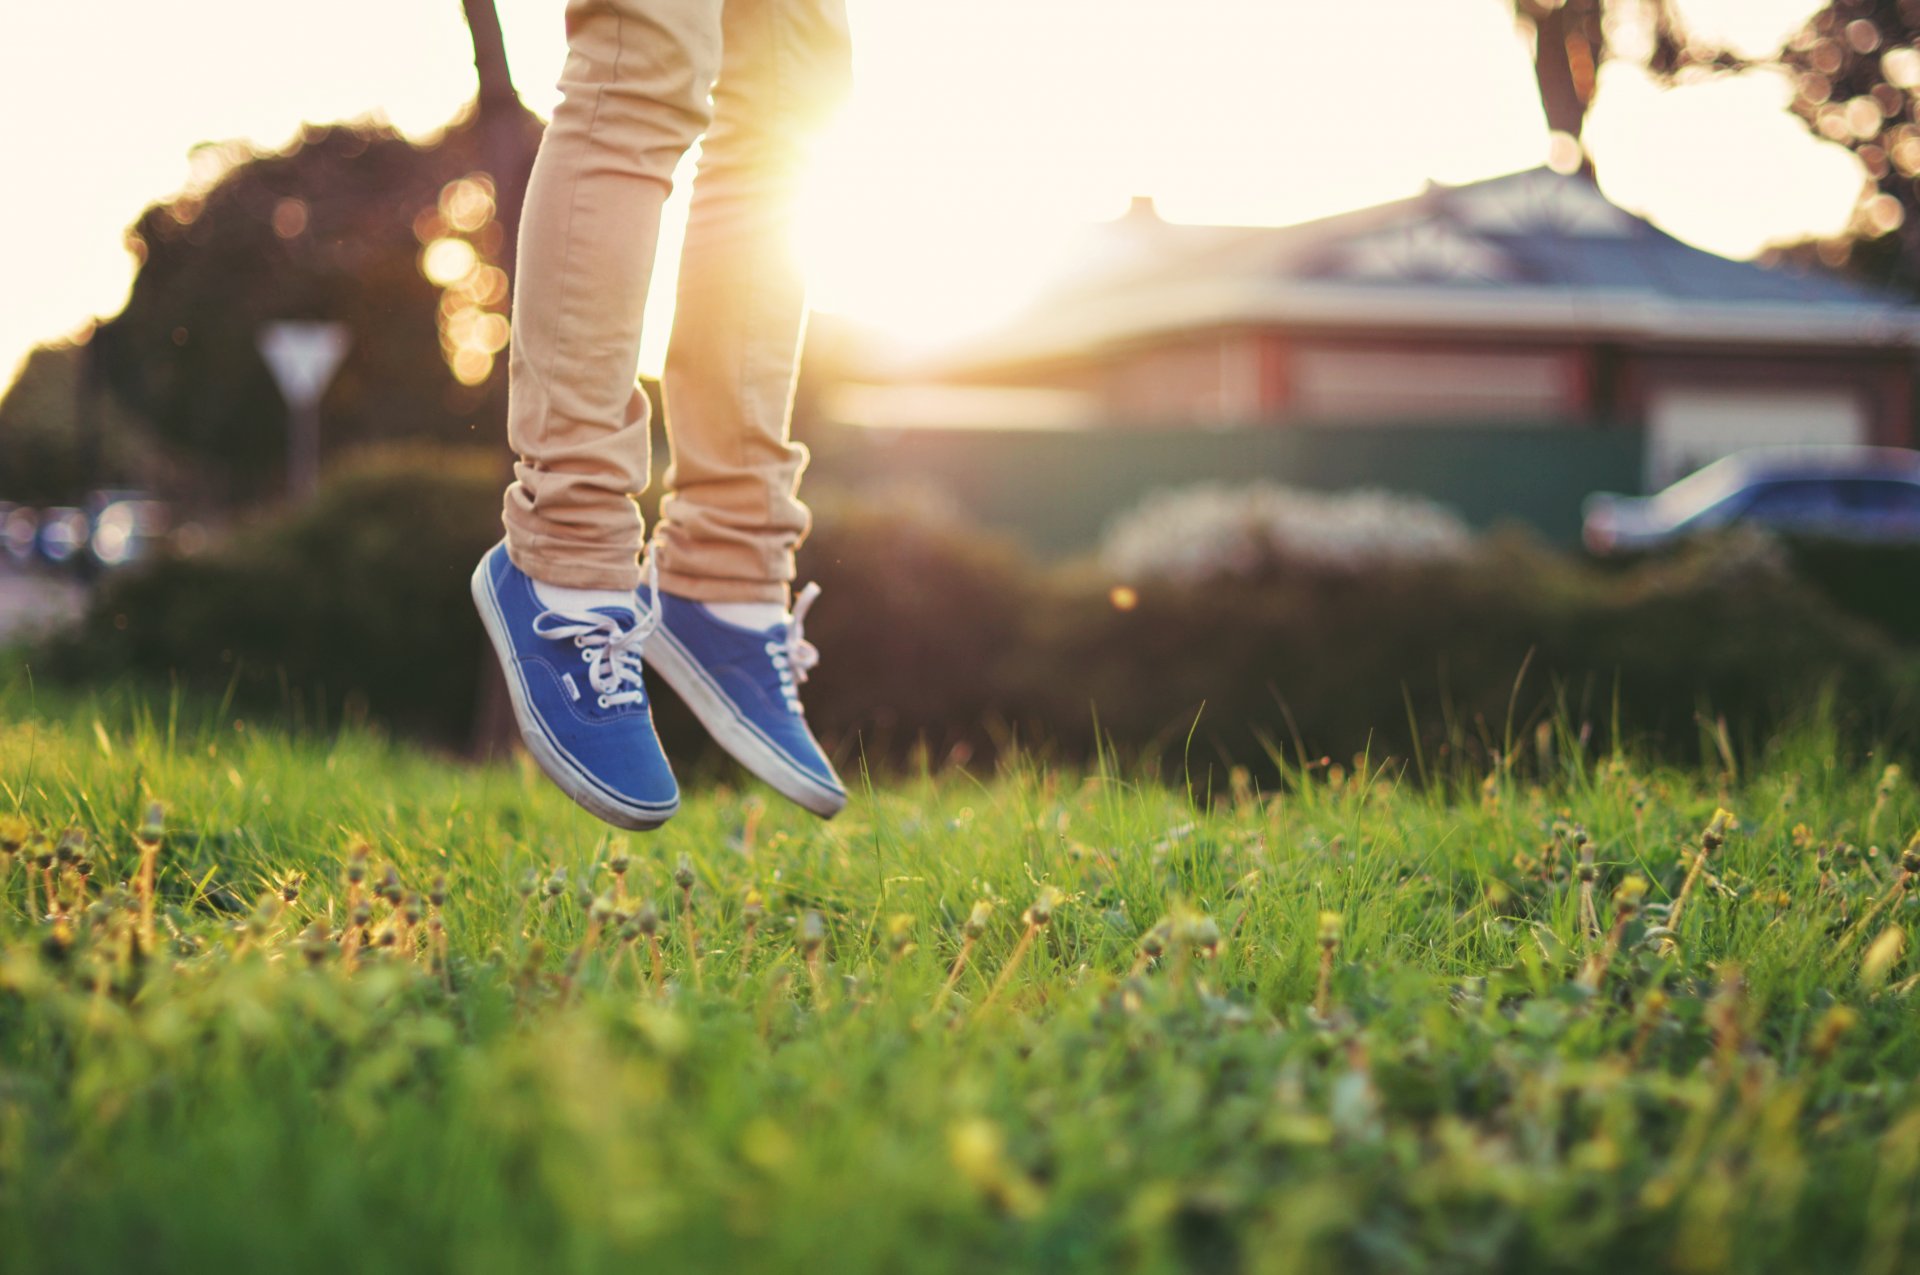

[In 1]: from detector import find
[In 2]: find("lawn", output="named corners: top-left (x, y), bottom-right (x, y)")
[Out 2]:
top-left (3, 686), bottom-right (1919, 1273)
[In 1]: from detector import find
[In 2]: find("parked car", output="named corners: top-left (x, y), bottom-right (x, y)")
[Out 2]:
top-left (1, 504), bottom-right (35, 565)
top-left (85, 490), bottom-right (170, 568)
top-left (35, 507), bottom-right (90, 565)
top-left (1584, 446), bottom-right (1920, 554)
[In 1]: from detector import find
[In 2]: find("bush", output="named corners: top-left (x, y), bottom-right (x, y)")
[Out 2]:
top-left (52, 446), bottom-right (504, 743)
top-left (46, 455), bottom-right (1920, 776)
top-left (1100, 481), bottom-right (1472, 585)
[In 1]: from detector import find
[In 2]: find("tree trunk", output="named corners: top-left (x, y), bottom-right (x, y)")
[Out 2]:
top-left (1520, 0), bottom-right (1603, 177)
top-left (463, 0), bottom-right (520, 116)
top-left (461, 0), bottom-right (540, 762)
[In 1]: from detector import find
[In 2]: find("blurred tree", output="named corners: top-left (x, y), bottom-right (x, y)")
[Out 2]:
top-left (1513, 0), bottom-right (1608, 173)
top-left (1511, 1), bottom-right (1706, 176)
top-left (87, 1), bottom-right (540, 505)
top-left (1740, 2), bottom-right (1920, 291)
top-left (0, 340), bottom-right (163, 503)
top-left (1568, 1), bottom-right (1920, 292)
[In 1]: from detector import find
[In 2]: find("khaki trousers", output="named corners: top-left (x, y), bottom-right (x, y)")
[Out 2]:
top-left (501, 0), bottom-right (850, 603)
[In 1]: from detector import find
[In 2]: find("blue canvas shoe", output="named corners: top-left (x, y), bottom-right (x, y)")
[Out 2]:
top-left (639, 581), bottom-right (849, 818)
top-left (470, 542), bottom-right (679, 829)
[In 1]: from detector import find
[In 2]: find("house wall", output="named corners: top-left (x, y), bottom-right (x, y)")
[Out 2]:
top-left (1069, 330), bottom-right (1914, 462)
top-left (1269, 334), bottom-right (1590, 422)
top-left (1616, 348), bottom-right (1913, 445)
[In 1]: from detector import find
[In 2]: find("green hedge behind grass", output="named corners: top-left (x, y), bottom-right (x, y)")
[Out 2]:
top-left (41, 447), bottom-right (1920, 775)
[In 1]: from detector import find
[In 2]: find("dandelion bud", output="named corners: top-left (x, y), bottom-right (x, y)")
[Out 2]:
top-left (1317, 911), bottom-right (1342, 950)
top-left (346, 841), bottom-right (369, 884)
top-left (1903, 833), bottom-right (1920, 876)
top-left (608, 839), bottom-right (631, 875)
top-left (590, 894), bottom-right (615, 923)
top-left (55, 828), bottom-right (83, 864)
top-left (964, 900), bottom-right (993, 940)
top-left (29, 836), bottom-right (54, 870)
top-left (1703, 808), bottom-right (1735, 852)
top-left (637, 901), bottom-right (661, 937)
top-left (544, 867), bottom-right (568, 899)
top-left (0, 815), bottom-right (29, 856)
top-left (886, 913), bottom-right (916, 956)
top-left (743, 887), bottom-right (766, 925)
top-left (575, 882), bottom-right (595, 911)
top-left (1139, 920), bottom-right (1170, 960)
top-left (429, 875), bottom-right (448, 909)
top-left (299, 921), bottom-right (332, 966)
top-left (800, 909), bottom-right (826, 955)
top-left (516, 868), bottom-right (539, 898)
top-left (1024, 886), bottom-right (1062, 929)
top-left (674, 853), bottom-right (695, 892)
top-left (280, 873), bottom-right (302, 904)
top-left (1184, 914), bottom-right (1222, 958)
top-left (41, 920), bottom-right (73, 965)
top-left (1614, 875), bottom-right (1649, 915)
top-left (379, 865), bottom-right (403, 905)
top-left (402, 892), bottom-right (425, 926)
top-left (137, 802), bottom-right (165, 844)
top-left (350, 900), bottom-right (372, 929)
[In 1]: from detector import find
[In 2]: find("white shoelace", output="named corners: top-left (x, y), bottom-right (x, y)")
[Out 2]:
top-left (531, 559), bottom-right (662, 710)
top-left (765, 582), bottom-right (822, 714)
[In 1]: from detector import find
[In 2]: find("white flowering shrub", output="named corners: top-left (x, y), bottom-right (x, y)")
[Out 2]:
top-left (1100, 481), bottom-right (1474, 584)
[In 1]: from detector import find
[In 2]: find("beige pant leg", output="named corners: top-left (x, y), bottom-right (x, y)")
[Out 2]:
top-left (502, 0), bottom-right (724, 591)
top-left (650, 0), bottom-right (853, 604)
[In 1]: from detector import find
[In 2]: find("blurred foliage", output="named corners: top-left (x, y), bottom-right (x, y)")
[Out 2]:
top-left (41, 451), bottom-right (1920, 776)
top-left (0, 342), bottom-right (163, 503)
top-left (1769, 1), bottom-right (1920, 287)
top-left (88, 107), bottom-right (537, 506)
top-left (1605, 0), bottom-right (1920, 290)
top-left (52, 447), bottom-right (505, 744)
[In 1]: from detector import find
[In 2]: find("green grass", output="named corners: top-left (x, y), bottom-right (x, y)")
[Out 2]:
top-left (4, 685), bottom-right (1920, 1274)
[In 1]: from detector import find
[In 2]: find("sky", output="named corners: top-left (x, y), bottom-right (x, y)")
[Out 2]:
top-left (0, 0), bottom-right (1861, 396)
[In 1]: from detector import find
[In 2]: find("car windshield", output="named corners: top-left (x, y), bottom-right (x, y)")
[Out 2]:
top-left (1651, 459), bottom-right (1750, 524)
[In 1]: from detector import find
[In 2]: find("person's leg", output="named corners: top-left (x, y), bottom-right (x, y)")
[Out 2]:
top-left (648, 0), bottom-right (853, 603)
top-left (476, 0), bottom-right (726, 830)
top-left (502, 0), bottom-right (725, 591)
top-left (638, 0), bottom-right (854, 817)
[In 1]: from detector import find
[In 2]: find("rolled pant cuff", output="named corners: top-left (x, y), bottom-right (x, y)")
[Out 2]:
top-left (654, 566), bottom-right (790, 606)
top-left (503, 523), bottom-right (641, 592)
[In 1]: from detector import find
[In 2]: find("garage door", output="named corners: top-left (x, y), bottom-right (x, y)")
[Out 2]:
top-left (1646, 387), bottom-right (1867, 489)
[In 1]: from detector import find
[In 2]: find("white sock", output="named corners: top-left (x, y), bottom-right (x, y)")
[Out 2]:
top-left (704, 600), bottom-right (787, 631)
top-left (531, 577), bottom-right (635, 619)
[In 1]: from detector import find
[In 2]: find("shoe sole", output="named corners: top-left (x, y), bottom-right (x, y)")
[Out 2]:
top-left (643, 628), bottom-right (848, 819)
top-left (471, 557), bottom-right (678, 831)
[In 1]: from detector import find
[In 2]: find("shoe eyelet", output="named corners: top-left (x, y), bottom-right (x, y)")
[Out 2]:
top-left (596, 695), bottom-right (610, 709)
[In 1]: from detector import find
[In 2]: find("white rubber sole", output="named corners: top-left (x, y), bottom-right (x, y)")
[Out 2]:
top-left (643, 628), bottom-right (848, 819)
top-left (471, 558), bottom-right (678, 831)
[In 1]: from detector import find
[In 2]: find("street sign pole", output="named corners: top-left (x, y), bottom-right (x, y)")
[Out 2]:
top-left (257, 321), bottom-right (352, 501)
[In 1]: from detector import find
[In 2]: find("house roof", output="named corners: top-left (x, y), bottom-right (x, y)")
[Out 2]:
top-left (930, 168), bottom-right (1920, 377)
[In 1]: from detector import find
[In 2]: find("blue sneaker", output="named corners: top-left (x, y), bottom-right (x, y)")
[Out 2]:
top-left (639, 581), bottom-right (849, 818)
top-left (470, 542), bottom-right (679, 829)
